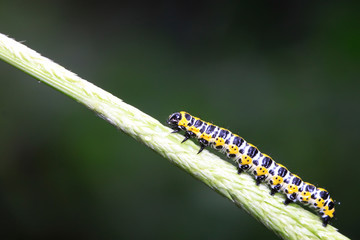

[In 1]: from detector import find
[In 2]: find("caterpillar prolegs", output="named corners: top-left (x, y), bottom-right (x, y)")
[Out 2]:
top-left (167, 111), bottom-right (335, 227)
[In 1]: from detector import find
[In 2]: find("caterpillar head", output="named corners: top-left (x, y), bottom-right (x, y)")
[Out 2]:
top-left (167, 112), bottom-right (182, 127)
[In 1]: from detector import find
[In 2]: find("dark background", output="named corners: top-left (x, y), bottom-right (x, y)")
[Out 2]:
top-left (0, 1), bottom-right (359, 239)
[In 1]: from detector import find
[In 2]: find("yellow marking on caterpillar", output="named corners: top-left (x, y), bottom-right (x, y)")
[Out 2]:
top-left (271, 176), bottom-right (283, 185)
top-left (178, 117), bottom-right (188, 127)
top-left (228, 145), bottom-right (239, 155)
top-left (214, 137), bottom-right (225, 147)
top-left (300, 191), bottom-right (311, 202)
top-left (241, 155), bottom-right (252, 165)
top-left (286, 185), bottom-right (299, 194)
top-left (189, 126), bottom-right (200, 134)
top-left (323, 207), bottom-right (335, 218)
top-left (255, 166), bottom-right (268, 176)
top-left (201, 133), bottom-right (212, 142)
top-left (315, 198), bottom-right (325, 208)
top-left (248, 143), bottom-right (258, 150)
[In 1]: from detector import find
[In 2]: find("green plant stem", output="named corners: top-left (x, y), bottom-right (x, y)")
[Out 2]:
top-left (0, 33), bottom-right (349, 240)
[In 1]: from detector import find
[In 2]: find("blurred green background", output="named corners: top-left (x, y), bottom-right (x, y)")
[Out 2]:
top-left (0, 1), bottom-right (359, 239)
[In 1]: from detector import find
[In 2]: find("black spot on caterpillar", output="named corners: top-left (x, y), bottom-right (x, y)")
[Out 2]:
top-left (167, 111), bottom-right (335, 227)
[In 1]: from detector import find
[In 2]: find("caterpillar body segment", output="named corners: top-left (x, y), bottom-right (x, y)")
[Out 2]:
top-left (167, 111), bottom-right (335, 227)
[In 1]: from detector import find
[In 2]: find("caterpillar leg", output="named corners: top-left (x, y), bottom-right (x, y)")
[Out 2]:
top-left (197, 139), bottom-right (209, 154)
top-left (181, 133), bottom-right (191, 143)
top-left (255, 175), bottom-right (266, 186)
top-left (284, 198), bottom-right (292, 205)
top-left (322, 216), bottom-right (330, 227)
top-left (270, 189), bottom-right (277, 196)
top-left (237, 166), bottom-right (243, 175)
top-left (255, 178), bottom-right (262, 186)
top-left (171, 128), bottom-right (181, 133)
top-left (197, 144), bottom-right (206, 154)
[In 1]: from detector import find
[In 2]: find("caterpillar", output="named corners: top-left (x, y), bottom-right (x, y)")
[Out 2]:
top-left (167, 111), bottom-right (335, 227)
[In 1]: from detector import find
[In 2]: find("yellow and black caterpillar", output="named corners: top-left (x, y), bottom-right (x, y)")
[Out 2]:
top-left (167, 111), bottom-right (335, 227)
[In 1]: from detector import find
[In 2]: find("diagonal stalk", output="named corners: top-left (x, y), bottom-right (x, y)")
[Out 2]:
top-left (0, 33), bottom-right (349, 240)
